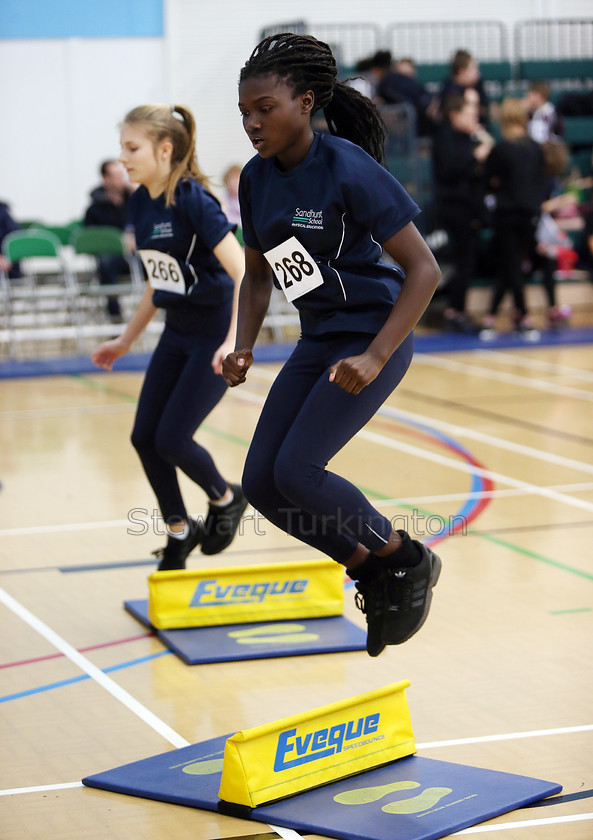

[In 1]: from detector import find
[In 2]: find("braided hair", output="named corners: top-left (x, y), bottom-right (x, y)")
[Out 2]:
top-left (239, 33), bottom-right (387, 165)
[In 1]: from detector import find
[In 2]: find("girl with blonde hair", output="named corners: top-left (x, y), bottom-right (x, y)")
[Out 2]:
top-left (92, 104), bottom-right (247, 569)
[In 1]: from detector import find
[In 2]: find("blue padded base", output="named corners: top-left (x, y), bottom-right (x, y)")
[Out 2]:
top-left (124, 599), bottom-right (366, 663)
top-left (82, 734), bottom-right (562, 840)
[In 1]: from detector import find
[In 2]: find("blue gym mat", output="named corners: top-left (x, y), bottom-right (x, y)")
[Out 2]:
top-left (124, 599), bottom-right (366, 664)
top-left (82, 733), bottom-right (562, 840)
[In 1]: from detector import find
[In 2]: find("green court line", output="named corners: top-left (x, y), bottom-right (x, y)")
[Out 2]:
top-left (357, 484), bottom-right (593, 584)
top-left (474, 533), bottom-right (593, 582)
top-left (71, 373), bottom-right (593, 585)
top-left (549, 608), bottom-right (592, 615)
top-left (70, 373), bottom-right (251, 448)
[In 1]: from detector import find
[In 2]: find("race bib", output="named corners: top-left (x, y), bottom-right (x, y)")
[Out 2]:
top-left (139, 249), bottom-right (186, 295)
top-left (264, 237), bottom-right (324, 303)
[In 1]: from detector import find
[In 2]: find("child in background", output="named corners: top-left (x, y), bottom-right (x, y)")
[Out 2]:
top-left (221, 163), bottom-right (242, 229)
top-left (480, 98), bottom-right (547, 341)
top-left (92, 104), bottom-right (247, 570)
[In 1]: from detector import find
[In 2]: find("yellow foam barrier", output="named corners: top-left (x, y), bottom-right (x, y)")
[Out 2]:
top-left (147, 559), bottom-right (344, 630)
top-left (218, 680), bottom-right (414, 808)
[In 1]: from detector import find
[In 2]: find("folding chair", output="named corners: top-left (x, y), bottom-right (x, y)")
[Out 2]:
top-left (69, 226), bottom-right (144, 339)
top-left (1, 229), bottom-right (82, 354)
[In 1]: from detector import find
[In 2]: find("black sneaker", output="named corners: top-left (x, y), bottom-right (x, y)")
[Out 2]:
top-left (355, 542), bottom-right (441, 657)
top-left (200, 484), bottom-right (248, 556)
top-left (152, 516), bottom-right (204, 571)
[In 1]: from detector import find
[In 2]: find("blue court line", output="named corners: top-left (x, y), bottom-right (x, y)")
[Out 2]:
top-left (524, 788), bottom-right (593, 808)
top-left (60, 559), bottom-right (157, 573)
top-left (0, 650), bottom-right (171, 704)
top-left (381, 409), bottom-right (488, 543)
top-left (1, 328), bottom-right (592, 379)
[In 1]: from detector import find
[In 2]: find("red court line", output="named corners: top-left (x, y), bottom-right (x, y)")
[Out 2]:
top-left (0, 631), bottom-right (155, 670)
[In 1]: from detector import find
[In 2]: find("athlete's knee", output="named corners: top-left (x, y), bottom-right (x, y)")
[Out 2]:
top-left (273, 448), bottom-right (321, 506)
top-left (130, 424), bottom-right (153, 455)
top-left (242, 455), bottom-right (274, 511)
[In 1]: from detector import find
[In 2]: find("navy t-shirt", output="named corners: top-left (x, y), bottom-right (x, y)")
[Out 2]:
top-left (239, 132), bottom-right (420, 336)
top-left (128, 178), bottom-right (235, 334)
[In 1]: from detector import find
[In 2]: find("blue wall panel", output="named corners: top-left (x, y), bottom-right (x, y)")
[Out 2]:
top-left (0, 0), bottom-right (163, 38)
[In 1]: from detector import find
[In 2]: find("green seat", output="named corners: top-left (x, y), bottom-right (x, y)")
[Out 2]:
top-left (562, 116), bottom-right (593, 147)
top-left (518, 58), bottom-right (593, 81)
top-left (69, 225), bottom-right (144, 295)
top-left (415, 63), bottom-right (450, 86)
top-left (480, 61), bottom-right (514, 83)
top-left (71, 225), bottom-right (127, 257)
top-left (38, 224), bottom-right (82, 247)
top-left (2, 228), bottom-right (62, 262)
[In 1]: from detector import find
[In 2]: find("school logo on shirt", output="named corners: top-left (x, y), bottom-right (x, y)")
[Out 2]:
top-left (151, 221), bottom-right (174, 240)
top-left (291, 207), bottom-right (324, 230)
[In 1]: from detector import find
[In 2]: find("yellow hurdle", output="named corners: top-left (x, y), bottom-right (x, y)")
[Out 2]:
top-left (218, 680), bottom-right (415, 808)
top-left (147, 559), bottom-right (345, 629)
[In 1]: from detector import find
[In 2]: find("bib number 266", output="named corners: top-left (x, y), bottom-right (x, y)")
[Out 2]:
top-left (264, 236), bottom-right (324, 303)
top-left (138, 249), bottom-right (186, 295)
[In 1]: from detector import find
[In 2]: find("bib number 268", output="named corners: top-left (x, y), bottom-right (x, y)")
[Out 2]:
top-left (264, 236), bottom-right (324, 303)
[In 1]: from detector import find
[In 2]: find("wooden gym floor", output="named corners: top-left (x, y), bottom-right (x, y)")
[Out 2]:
top-left (1, 337), bottom-right (592, 839)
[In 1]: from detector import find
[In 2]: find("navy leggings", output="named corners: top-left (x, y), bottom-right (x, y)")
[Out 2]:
top-left (242, 331), bottom-right (414, 565)
top-left (131, 324), bottom-right (229, 525)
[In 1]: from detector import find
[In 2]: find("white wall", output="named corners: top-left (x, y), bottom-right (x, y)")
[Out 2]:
top-left (0, 0), bottom-right (591, 224)
top-left (0, 37), bottom-right (165, 224)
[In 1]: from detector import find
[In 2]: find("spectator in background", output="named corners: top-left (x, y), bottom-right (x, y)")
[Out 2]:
top-left (524, 81), bottom-right (562, 143)
top-left (368, 50), bottom-right (436, 136)
top-left (440, 49), bottom-right (489, 127)
top-left (347, 56), bottom-right (375, 100)
top-left (221, 164), bottom-right (242, 228)
top-left (432, 93), bottom-right (493, 332)
top-left (0, 199), bottom-right (21, 278)
top-left (480, 98), bottom-right (547, 341)
top-left (83, 160), bottom-right (136, 322)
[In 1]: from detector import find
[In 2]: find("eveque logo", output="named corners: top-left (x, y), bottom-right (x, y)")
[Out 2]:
top-left (274, 713), bottom-right (382, 771)
top-left (189, 578), bottom-right (309, 607)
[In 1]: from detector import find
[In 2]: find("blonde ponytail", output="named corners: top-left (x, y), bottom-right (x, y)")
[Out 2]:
top-left (122, 103), bottom-right (211, 206)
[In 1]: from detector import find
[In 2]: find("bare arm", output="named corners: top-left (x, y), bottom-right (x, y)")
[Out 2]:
top-left (221, 245), bottom-right (274, 386)
top-left (329, 222), bottom-right (440, 394)
top-left (210, 231), bottom-right (246, 374)
top-left (91, 282), bottom-right (157, 371)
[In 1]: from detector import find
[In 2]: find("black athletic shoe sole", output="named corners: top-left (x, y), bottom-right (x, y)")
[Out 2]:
top-left (200, 486), bottom-right (249, 556)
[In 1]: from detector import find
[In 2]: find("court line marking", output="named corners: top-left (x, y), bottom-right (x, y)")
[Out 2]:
top-left (455, 812), bottom-right (593, 834)
top-left (417, 723), bottom-right (593, 750)
top-left (380, 405), bottom-right (593, 477)
top-left (230, 385), bottom-right (593, 513)
top-left (0, 585), bottom-right (189, 749)
top-left (413, 354), bottom-right (593, 402)
top-left (2, 482), bottom-right (593, 539)
top-left (0, 587), bottom-right (301, 840)
top-left (473, 349), bottom-right (593, 383)
top-left (358, 427), bottom-right (593, 514)
top-left (0, 403), bottom-right (134, 419)
top-left (0, 782), bottom-right (84, 796)
top-left (249, 365), bottom-right (593, 476)
top-left (234, 385), bottom-right (593, 515)
top-left (4, 725), bottom-right (592, 840)
top-left (0, 631), bottom-right (154, 669)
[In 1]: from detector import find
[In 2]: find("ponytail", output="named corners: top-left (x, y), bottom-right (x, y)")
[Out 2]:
top-left (122, 103), bottom-right (211, 206)
top-left (323, 82), bottom-right (386, 165)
